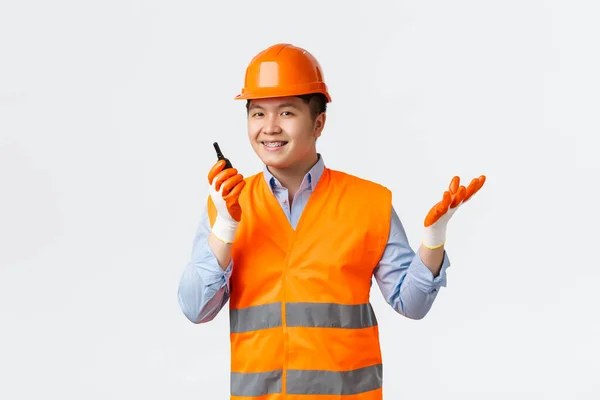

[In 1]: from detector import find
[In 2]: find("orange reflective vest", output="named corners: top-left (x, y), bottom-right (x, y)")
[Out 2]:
top-left (209, 167), bottom-right (392, 399)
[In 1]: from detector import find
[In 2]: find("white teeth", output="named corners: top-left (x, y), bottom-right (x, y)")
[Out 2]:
top-left (263, 141), bottom-right (286, 148)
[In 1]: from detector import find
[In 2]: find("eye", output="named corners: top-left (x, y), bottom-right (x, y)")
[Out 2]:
top-left (281, 111), bottom-right (294, 116)
top-left (252, 112), bottom-right (264, 117)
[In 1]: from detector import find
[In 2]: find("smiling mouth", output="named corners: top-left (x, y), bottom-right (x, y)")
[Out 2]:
top-left (262, 141), bottom-right (288, 148)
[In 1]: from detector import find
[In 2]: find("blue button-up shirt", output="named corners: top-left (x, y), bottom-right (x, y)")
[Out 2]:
top-left (178, 154), bottom-right (450, 323)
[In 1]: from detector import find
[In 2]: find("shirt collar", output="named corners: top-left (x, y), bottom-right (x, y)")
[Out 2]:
top-left (263, 153), bottom-right (326, 191)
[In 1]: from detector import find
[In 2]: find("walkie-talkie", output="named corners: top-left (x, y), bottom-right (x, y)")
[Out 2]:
top-left (213, 142), bottom-right (233, 169)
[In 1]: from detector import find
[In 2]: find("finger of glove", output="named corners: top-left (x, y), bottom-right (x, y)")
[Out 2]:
top-left (449, 176), bottom-right (460, 194)
top-left (208, 160), bottom-right (226, 184)
top-left (213, 168), bottom-right (238, 192)
top-left (450, 185), bottom-right (466, 208)
top-left (464, 175), bottom-right (486, 202)
top-left (442, 190), bottom-right (452, 208)
top-left (220, 173), bottom-right (244, 197)
top-left (224, 179), bottom-right (246, 200)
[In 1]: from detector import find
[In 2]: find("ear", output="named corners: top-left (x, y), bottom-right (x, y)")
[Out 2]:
top-left (313, 112), bottom-right (326, 139)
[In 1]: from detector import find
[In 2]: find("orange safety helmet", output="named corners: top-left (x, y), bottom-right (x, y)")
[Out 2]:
top-left (234, 43), bottom-right (332, 102)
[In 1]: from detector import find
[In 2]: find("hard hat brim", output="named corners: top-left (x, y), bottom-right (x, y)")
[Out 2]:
top-left (234, 86), bottom-right (332, 103)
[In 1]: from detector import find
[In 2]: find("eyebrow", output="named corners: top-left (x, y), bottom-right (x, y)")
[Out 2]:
top-left (248, 102), bottom-right (301, 111)
top-left (277, 103), bottom-right (301, 109)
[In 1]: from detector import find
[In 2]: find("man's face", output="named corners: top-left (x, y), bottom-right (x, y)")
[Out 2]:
top-left (247, 96), bottom-right (325, 170)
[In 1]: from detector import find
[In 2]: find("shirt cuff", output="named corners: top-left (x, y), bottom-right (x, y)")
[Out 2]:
top-left (408, 250), bottom-right (451, 292)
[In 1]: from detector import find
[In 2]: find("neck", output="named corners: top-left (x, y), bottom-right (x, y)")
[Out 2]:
top-left (267, 153), bottom-right (319, 198)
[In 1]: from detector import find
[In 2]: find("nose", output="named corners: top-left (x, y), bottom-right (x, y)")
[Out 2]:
top-left (262, 114), bottom-right (282, 135)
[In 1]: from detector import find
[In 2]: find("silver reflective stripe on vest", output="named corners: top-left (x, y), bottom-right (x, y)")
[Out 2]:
top-left (230, 302), bottom-right (377, 332)
top-left (231, 365), bottom-right (382, 396)
top-left (230, 370), bottom-right (283, 396)
top-left (286, 364), bottom-right (383, 395)
top-left (286, 302), bottom-right (378, 329)
top-left (230, 302), bottom-right (282, 333)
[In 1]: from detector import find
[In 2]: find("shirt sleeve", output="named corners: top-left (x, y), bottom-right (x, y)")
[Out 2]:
top-left (177, 204), bottom-right (233, 324)
top-left (373, 206), bottom-right (451, 320)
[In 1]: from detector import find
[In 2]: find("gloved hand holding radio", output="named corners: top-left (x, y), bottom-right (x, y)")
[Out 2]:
top-left (207, 158), bottom-right (246, 244)
top-left (422, 175), bottom-right (486, 249)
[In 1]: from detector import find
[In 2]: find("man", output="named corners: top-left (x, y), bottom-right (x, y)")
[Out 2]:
top-left (178, 43), bottom-right (486, 399)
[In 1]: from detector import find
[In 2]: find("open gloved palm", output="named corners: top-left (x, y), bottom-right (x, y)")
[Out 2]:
top-left (422, 175), bottom-right (486, 249)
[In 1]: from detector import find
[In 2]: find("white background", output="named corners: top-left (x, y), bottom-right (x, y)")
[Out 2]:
top-left (1, 1), bottom-right (599, 399)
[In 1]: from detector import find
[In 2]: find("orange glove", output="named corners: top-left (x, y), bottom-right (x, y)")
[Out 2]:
top-left (207, 159), bottom-right (246, 243)
top-left (422, 175), bottom-right (486, 249)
